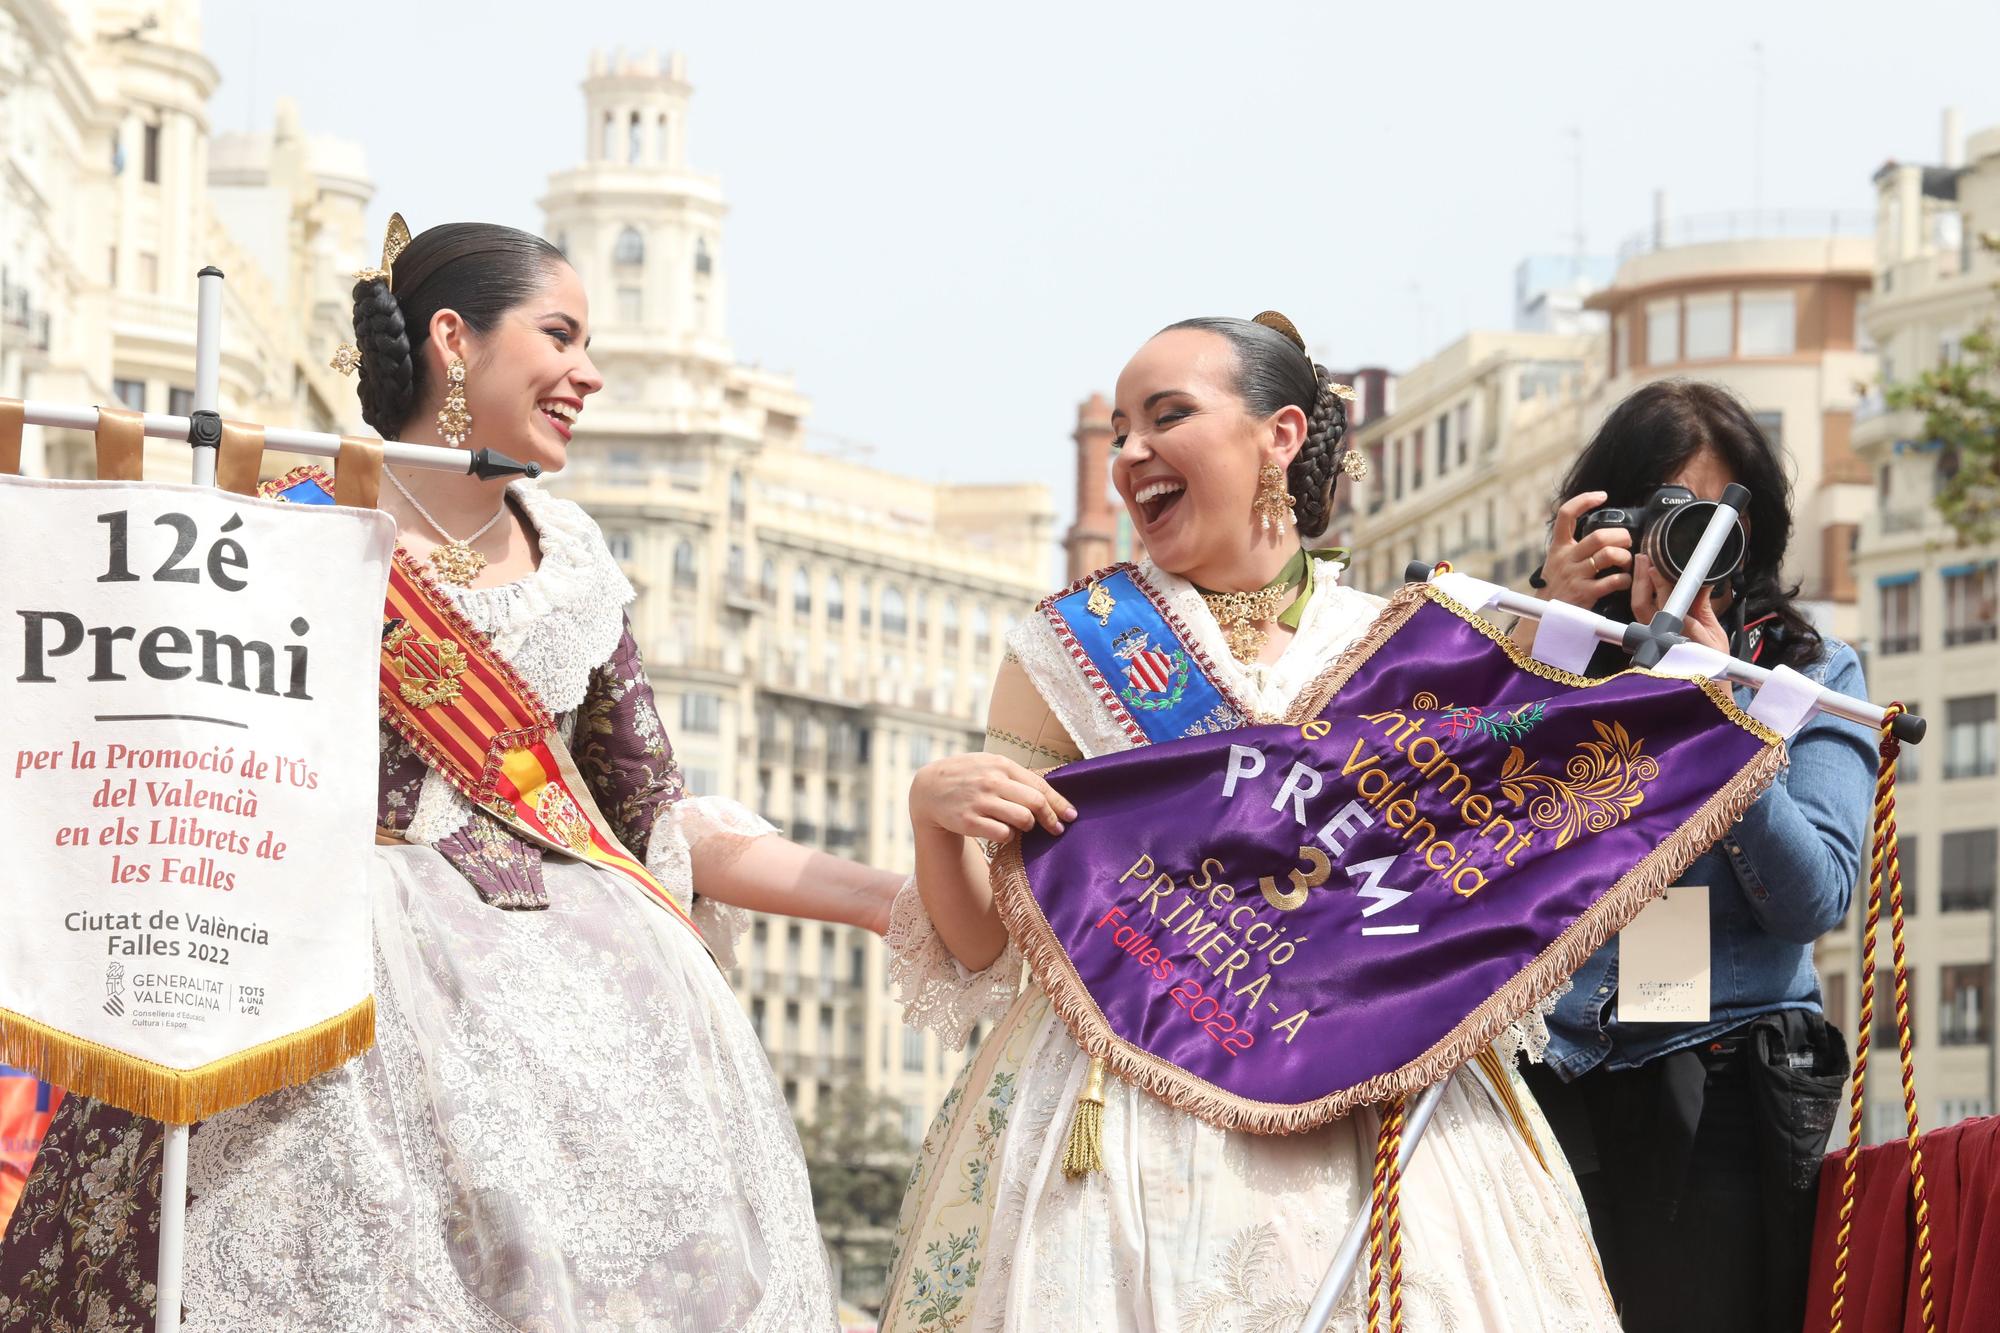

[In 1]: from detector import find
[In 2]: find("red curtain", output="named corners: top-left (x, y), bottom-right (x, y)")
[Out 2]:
top-left (1801, 1115), bottom-right (2000, 1333)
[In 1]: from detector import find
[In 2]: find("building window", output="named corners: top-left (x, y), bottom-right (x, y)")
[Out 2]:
top-left (760, 556), bottom-right (777, 602)
top-left (902, 1027), bottom-right (925, 1072)
top-left (112, 378), bottom-right (145, 411)
top-left (1615, 314), bottom-right (1631, 375)
top-left (672, 540), bottom-right (697, 590)
top-left (1751, 411), bottom-right (1784, 457)
top-left (618, 286), bottom-right (642, 324)
top-left (680, 692), bottom-right (721, 734)
top-left (138, 252), bottom-right (159, 294)
top-left (695, 238), bottom-right (713, 276)
top-left (1940, 965), bottom-right (1992, 1048)
top-left (1454, 402), bottom-right (1469, 465)
top-left (614, 227), bottom-right (645, 265)
top-left (729, 471), bottom-right (746, 520)
top-left (684, 768), bottom-right (716, 796)
top-left (826, 574), bottom-right (845, 623)
top-left (1873, 971), bottom-right (1912, 1047)
top-left (882, 586), bottom-right (908, 635)
top-left (1391, 438), bottom-right (1405, 501)
top-left (1877, 576), bottom-right (1920, 654)
top-left (167, 387), bottom-right (194, 418)
top-left (1645, 299), bottom-right (1680, 365)
top-left (1435, 413), bottom-right (1450, 474)
top-left (605, 530), bottom-right (635, 563)
top-left (1898, 837), bottom-right (1919, 913)
top-left (792, 567), bottom-right (812, 617)
top-left (1739, 291), bottom-right (1796, 356)
top-left (1943, 561), bottom-right (1997, 646)
top-left (143, 122), bottom-right (161, 184)
top-left (751, 997), bottom-right (766, 1042)
top-left (1410, 428), bottom-right (1425, 490)
top-left (1943, 696), bottom-right (1997, 780)
top-left (902, 1102), bottom-right (925, 1147)
top-left (628, 111), bottom-right (643, 164)
top-left (850, 945), bottom-right (866, 988)
top-left (1685, 293), bottom-right (1732, 360)
top-left (909, 734), bottom-right (933, 768)
top-left (1941, 829), bottom-right (1998, 911)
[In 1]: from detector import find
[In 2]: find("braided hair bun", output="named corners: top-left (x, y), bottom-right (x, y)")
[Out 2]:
top-left (351, 276), bottom-right (415, 438)
top-left (1288, 360), bottom-right (1349, 537)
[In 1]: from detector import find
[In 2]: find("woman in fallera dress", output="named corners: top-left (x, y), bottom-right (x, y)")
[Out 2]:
top-left (878, 314), bottom-right (1621, 1332)
top-left (0, 221), bottom-right (896, 1332)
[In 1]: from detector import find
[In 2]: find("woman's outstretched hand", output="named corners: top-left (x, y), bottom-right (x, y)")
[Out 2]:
top-left (910, 753), bottom-right (1077, 844)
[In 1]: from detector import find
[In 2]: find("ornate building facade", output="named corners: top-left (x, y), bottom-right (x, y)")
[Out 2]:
top-left (0, 0), bottom-right (369, 479)
top-left (539, 51), bottom-right (1057, 1139)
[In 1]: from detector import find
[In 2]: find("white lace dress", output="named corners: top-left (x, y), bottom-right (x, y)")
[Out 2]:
top-left (168, 484), bottom-right (835, 1331)
top-left (879, 559), bottom-right (1618, 1333)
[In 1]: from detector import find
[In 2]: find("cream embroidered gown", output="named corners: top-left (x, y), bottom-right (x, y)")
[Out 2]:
top-left (879, 558), bottom-right (1618, 1333)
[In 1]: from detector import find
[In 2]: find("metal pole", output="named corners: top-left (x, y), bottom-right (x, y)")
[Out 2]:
top-left (153, 258), bottom-right (228, 1333)
top-left (187, 267), bottom-right (224, 488)
top-left (14, 400), bottom-right (536, 479)
top-left (1658, 483), bottom-right (1749, 625)
top-left (1298, 1080), bottom-right (1449, 1333)
top-left (1401, 560), bottom-right (1926, 744)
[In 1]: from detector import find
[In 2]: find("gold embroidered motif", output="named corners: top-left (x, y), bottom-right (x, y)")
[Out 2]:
top-left (1497, 720), bottom-right (1660, 848)
top-left (384, 622), bottom-right (468, 709)
top-left (1085, 581), bottom-right (1117, 625)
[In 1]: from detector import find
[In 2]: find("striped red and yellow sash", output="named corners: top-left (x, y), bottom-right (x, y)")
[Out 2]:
top-left (378, 548), bottom-right (703, 943)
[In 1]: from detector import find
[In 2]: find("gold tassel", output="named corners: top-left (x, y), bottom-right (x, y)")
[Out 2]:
top-left (1062, 1055), bottom-right (1109, 1179)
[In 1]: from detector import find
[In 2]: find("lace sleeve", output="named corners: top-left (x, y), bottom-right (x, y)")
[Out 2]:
top-left (644, 795), bottom-right (773, 968)
top-left (884, 875), bottom-right (1024, 1050)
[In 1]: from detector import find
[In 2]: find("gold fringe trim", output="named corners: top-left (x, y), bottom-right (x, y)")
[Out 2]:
top-left (991, 580), bottom-right (1788, 1136)
top-left (1061, 1055), bottom-right (1109, 1179)
top-left (0, 997), bottom-right (375, 1125)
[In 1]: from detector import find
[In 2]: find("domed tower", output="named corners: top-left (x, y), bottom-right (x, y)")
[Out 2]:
top-left (540, 49), bottom-right (728, 351)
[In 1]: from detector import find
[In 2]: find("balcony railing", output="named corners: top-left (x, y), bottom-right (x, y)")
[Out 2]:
top-left (1878, 635), bottom-right (1921, 656)
top-left (1945, 624), bottom-right (1997, 648)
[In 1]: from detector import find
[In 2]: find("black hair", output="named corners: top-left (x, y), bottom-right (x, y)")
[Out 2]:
top-left (1161, 316), bottom-right (1350, 536)
top-left (1553, 378), bottom-right (1823, 672)
top-left (349, 223), bottom-right (567, 439)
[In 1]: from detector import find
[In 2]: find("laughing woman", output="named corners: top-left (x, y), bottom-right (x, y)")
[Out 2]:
top-left (877, 315), bottom-right (1620, 1332)
top-left (0, 221), bottom-right (897, 1332)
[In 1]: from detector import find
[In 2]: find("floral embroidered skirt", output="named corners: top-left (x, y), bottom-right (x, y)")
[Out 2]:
top-left (0, 846), bottom-right (835, 1332)
top-left (880, 990), bottom-right (1618, 1333)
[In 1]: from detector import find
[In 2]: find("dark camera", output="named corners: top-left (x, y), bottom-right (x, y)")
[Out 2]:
top-left (1575, 485), bottom-right (1745, 588)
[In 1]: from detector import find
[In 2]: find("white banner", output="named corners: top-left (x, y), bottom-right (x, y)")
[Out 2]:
top-left (0, 475), bottom-right (392, 1122)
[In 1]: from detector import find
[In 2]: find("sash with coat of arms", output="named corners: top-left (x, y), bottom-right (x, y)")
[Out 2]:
top-left (262, 467), bottom-right (704, 947)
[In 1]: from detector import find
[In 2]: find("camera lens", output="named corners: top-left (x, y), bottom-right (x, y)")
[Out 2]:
top-left (1648, 500), bottom-right (1745, 587)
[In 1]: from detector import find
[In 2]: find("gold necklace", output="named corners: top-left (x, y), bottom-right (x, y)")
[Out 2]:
top-left (1200, 581), bottom-right (1299, 664)
top-left (385, 470), bottom-right (509, 586)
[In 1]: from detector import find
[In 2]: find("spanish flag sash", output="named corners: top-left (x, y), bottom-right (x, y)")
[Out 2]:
top-left (263, 467), bottom-right (703, 945)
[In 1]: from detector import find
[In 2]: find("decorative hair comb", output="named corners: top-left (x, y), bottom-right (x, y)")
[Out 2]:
top-left (353, 212), bottom-right (412, 289)
top-left (334, 213), bottom-right (413, 374)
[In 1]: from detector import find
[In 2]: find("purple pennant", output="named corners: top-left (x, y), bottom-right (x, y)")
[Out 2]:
top-left (992, 586), bottom-right (1783, 1134)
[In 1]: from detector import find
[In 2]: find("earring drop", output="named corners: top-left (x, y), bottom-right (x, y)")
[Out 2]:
top-left (437, 356), bottom-right (472, 447)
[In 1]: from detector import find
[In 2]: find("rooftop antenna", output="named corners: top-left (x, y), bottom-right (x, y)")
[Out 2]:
top-left (1569, 126), bottom-right (1586, 279)
top-left (1752, 42), bottom-right (1767, 215)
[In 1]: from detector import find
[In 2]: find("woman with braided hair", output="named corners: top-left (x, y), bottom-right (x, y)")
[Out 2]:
top-left (0, 221), bottom-right (898, 1330)
top-left (877, 316), bottom-right (1619, 1330)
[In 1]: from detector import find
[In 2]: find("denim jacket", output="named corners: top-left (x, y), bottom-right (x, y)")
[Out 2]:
top-left (1543, 638), bottom-right (1876, 1080)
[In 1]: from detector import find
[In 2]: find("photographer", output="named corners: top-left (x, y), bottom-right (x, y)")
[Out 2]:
top-left (1516, 380), bottom-right (1876, 1333)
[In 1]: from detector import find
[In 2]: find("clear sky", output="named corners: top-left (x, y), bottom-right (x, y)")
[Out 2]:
top-left (203, 0), bottom-right (2000, 501)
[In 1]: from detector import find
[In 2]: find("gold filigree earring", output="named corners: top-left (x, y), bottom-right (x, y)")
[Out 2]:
top-left (1253, 461), bottom-right (1293, 533)
top-left (437, 356), bottom-right (472, 447)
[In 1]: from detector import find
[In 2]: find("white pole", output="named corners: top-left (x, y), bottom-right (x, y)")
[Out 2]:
top-left (154, 1124), bottom-right (189, 1333)
top-left (15, 400), bottom-right (527, 477)
top-left (187, 267), bottom-right (224, 488)
top-left (1297, 1081), bottom-right (1449, 1333)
